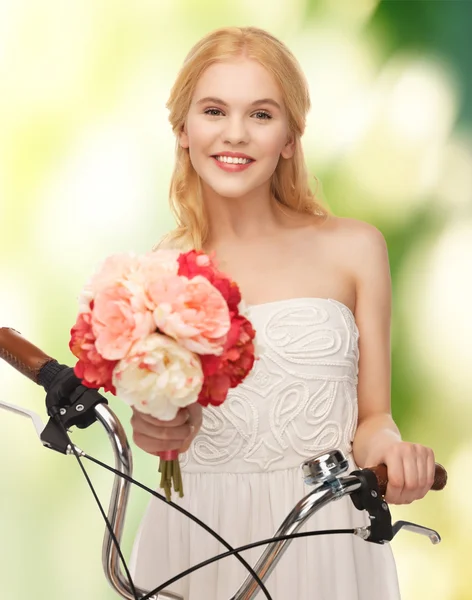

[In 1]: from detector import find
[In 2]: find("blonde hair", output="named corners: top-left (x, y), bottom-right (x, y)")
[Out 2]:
top-left (158, 26), bottom-right (329, 251)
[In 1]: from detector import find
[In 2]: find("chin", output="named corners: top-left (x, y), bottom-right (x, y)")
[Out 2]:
top-left (212, 186), bottom-right (254, 199)
top-left (203, 179), bottom-right (258, 200)
top-left (202, 171), bottom-right (271, 200)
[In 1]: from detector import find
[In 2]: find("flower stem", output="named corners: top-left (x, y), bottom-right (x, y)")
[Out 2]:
top-left (158, 458), bottom-right (184, 501)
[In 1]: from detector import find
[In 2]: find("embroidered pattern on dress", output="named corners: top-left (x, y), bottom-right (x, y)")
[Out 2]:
top-left (181, 298), bottom-right (359, 472)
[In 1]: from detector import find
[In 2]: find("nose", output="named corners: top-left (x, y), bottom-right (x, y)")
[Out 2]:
top-left (222, 115), bottom-right (249, 146)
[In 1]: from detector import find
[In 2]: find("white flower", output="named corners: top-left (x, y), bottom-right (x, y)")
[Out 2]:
top-left (112, 333), bottom-right (204, 420)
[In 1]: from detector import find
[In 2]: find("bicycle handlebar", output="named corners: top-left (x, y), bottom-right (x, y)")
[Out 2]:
top-left (0, 327), bottom-right (448, 600)
top-left (0, 327), bottom-right (448, 493)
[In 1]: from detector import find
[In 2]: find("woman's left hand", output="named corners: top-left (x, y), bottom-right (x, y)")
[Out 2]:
top-left (365, 441), bottom-right (436, 505)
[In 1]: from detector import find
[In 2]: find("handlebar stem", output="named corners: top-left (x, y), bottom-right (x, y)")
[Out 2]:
top-left (230, 475), bottom-right (362, 600)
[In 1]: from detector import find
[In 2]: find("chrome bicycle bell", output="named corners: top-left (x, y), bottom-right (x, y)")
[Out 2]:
top-left (301, 449), bottom-right (349, 486)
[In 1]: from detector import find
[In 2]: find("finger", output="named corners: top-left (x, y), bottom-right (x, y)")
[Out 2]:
top-left (130, 409), bottom-right (191, 439)
top-left (179, 426), bottom-right (197, 453)
top-left (399, 446), bottom-right (421, 504)
top-left (420, 449), bottom-right (436, 497)
top-left (133, 419), bottom-right (193, 442)
top-left (411, 445), bottom-right (434, 502)
top-left (132, 432), bottom-right (182, 455)
top-left (132, 407), bottom-right (190, 428)
top-left (413, 452), bottom-right (429, 501)
top-left (186, 403), bottom-right (203, 427)
top-left (384, 453), bottom-right (405, 505)
top-left (178, 404), bottom-right (202, 452)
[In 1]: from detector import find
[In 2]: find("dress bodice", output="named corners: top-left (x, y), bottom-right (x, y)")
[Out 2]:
top-left (181, 297), bottom-right (360, 474)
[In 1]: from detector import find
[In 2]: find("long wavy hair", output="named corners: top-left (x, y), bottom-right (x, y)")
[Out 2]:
top-left (157, 26), bottom-right (329, 251)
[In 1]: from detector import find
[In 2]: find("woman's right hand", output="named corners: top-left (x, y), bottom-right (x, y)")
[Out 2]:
top-left (130, 403), bottom-right (203, 456)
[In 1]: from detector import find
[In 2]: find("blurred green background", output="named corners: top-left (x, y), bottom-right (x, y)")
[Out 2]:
top-left (1, 1), bottom-right (471, 598)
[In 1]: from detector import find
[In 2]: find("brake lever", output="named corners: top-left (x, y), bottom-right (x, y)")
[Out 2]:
top-left (392, 520), bottom-right (441, 544)
top-left (3, 386), bottom-right (106, 456)
top-left (0, 360), bottom-right (109, 455)
top-left (0, 398), bottom-right (84, 456)
top-left (349, 468), bottom-right (442, 546)
top-left (0, 399), bottom-right (46, 443)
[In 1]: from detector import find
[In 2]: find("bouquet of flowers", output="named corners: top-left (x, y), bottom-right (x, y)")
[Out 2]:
top-left (69, 249), bottom-right (256, 500)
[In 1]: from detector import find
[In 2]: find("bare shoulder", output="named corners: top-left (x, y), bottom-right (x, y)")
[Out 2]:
top-left (324, 215), bottom-right (386, 246)
top-left (314, 215), bottom-right (391, 311)
top-left (322, 215), bottom-right (389, 267)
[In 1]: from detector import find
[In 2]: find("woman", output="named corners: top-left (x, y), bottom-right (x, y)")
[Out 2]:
top-left (130, 26), bottom-right (435, 599)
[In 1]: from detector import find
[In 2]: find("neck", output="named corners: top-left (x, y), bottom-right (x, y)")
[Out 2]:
top-left (202, 182), bottom-right (289, 248)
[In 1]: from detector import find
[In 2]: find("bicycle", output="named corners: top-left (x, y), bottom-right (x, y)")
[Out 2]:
top-left (0, 327), bottom-right (447, 600)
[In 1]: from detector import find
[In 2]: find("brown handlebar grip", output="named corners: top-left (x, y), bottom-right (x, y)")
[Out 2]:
top-left (368, 462), bottom-right (447, 496)
top-left (0, 327), bottom-right (55, 384)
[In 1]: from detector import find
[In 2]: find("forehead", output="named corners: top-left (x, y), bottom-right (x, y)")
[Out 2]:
top-left (193, 58), bottom-right (283, 104)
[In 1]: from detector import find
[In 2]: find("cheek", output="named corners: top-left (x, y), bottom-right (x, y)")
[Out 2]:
top-left (186, 119), bottom-right (213, 150)
top-left (255, 126), bottom-right (289, 157)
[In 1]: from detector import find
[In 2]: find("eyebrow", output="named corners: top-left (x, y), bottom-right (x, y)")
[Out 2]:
top-left (195, 96), bottom-right (282, 110)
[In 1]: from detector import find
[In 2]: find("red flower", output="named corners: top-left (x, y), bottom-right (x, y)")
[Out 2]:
top-left (69, 309), bottom-right (118, 394)
top-left (198, 315), bottom-right (256, 407)
top-left (223, 316), bottom-right (256, 386)
top-left (198, 373), bottom-right (231, 407)
top-left (213, 276), bottom-right (241, 314)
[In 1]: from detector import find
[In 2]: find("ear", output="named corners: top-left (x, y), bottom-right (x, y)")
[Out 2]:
top-left (179, 123), bottom-right (189, 149)
top-left (281, 134), bottom-right (295, 159)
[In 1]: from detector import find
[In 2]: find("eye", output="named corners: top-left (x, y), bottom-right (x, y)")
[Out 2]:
top-left (253, 110), bottom-right (272, 120)
top-left (204, 108), bottom-right (224, 117)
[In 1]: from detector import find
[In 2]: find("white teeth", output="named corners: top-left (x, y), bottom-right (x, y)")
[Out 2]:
top-left (215, 156), bottom-right (251, 164)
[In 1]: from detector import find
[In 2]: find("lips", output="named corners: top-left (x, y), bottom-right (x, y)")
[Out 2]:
top-left (211, 156), bottom-right (255, 173)
top-left (211, 152), bottom-right (256, 161)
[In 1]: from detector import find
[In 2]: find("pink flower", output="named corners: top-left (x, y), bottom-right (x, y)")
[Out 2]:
top-left (69, 309), bottom-right (117, 393)
top-left (78, 253), bottom-right (140, 312)
top-left (134, 250), bottom-right (181, 306)
top-left (139, 249), bottom-right (181, 279)
top-left (91, 285), bottom-right (155, 360)
top-left (178, 250), bottom-right (241, 313)
top-left (149, 274), bottom-right (231, 355)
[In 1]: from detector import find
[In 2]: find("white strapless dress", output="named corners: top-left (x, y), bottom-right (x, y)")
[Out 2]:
top-left (131, 297), bottom-right (401, 600)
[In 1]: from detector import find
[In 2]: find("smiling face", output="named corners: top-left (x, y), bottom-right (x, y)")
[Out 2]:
top-left (179, 57), bottom-right (295, 200)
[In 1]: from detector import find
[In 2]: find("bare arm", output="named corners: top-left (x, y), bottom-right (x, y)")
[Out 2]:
top-left (348, 220), bottom-right (435, 504)
top-left (351, 222), bottom-right (401, 467)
